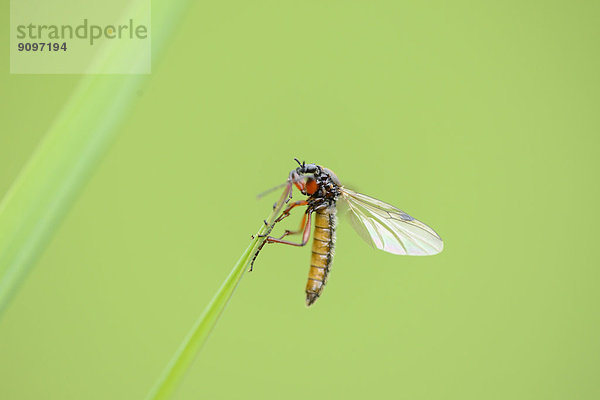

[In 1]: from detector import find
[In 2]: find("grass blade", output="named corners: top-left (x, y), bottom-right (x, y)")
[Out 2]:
top-left (0, 0), bottom-right (191, 316)
top-left (146, 187), bottom-right (290, 400)
top-left (0, 75), bottom-right (140, 315)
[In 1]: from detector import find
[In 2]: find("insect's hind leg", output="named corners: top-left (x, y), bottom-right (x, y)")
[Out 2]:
top-left (249, 210), bottom-right (312, 271)
top-left (274, 213), bottom-right (307, 240)
top-left (264, 210), bottom-right (312, 247)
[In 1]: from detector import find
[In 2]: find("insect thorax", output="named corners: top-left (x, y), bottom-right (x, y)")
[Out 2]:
top-left (310, 167), bottom-right (341, 207)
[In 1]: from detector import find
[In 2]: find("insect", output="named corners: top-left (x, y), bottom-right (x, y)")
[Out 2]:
top-left (251, 159), bottom-right (443, 306)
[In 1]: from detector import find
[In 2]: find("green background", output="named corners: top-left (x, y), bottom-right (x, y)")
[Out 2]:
top-left (1, 1), bottom-right (599, 399)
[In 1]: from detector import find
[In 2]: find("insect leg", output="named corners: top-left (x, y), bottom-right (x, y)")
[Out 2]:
top-left (275, 200), bottom-right (308, 223)
top-left (249, 209), bottom-right (312, 271)
top-left (257, 200), bottom-right (309, 238)
top-left (264, 210), bottom-right (312, 247)
top-left (275, 212), bottom-right (307, 240)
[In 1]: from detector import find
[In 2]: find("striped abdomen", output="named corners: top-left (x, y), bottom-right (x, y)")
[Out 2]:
top-left (306, 205), bottom-right (336, 306)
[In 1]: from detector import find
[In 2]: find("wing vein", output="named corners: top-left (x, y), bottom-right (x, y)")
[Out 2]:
top-left (341, 188), bottom-right (443, 256)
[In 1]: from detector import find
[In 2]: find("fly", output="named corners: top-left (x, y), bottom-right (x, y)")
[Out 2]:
top-left (251, 159), bottom-right (443, 306)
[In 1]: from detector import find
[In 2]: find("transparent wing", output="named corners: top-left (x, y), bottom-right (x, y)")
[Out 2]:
top-left (340, 188), bottom-right (443, 256)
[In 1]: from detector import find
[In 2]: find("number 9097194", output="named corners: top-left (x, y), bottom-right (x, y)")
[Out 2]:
top-left (17, 42), bottom-right (67, 52)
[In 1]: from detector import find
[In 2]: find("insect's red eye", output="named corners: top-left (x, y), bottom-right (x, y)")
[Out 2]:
top-left (305, 178), bottom-right (318, 195)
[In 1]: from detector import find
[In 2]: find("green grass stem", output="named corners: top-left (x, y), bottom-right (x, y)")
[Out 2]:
top-left (145, 189), bottom-right (289, 400)
top-left (0, 0), bottom-right (191, 317)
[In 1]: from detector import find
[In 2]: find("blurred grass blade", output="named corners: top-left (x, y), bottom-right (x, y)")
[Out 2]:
top-left (0, 0), bottom-right (191, 316)
top-left (146, 187), bottom-right (290, 400)
top-left (0, 75), bottom-right (139, 315)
